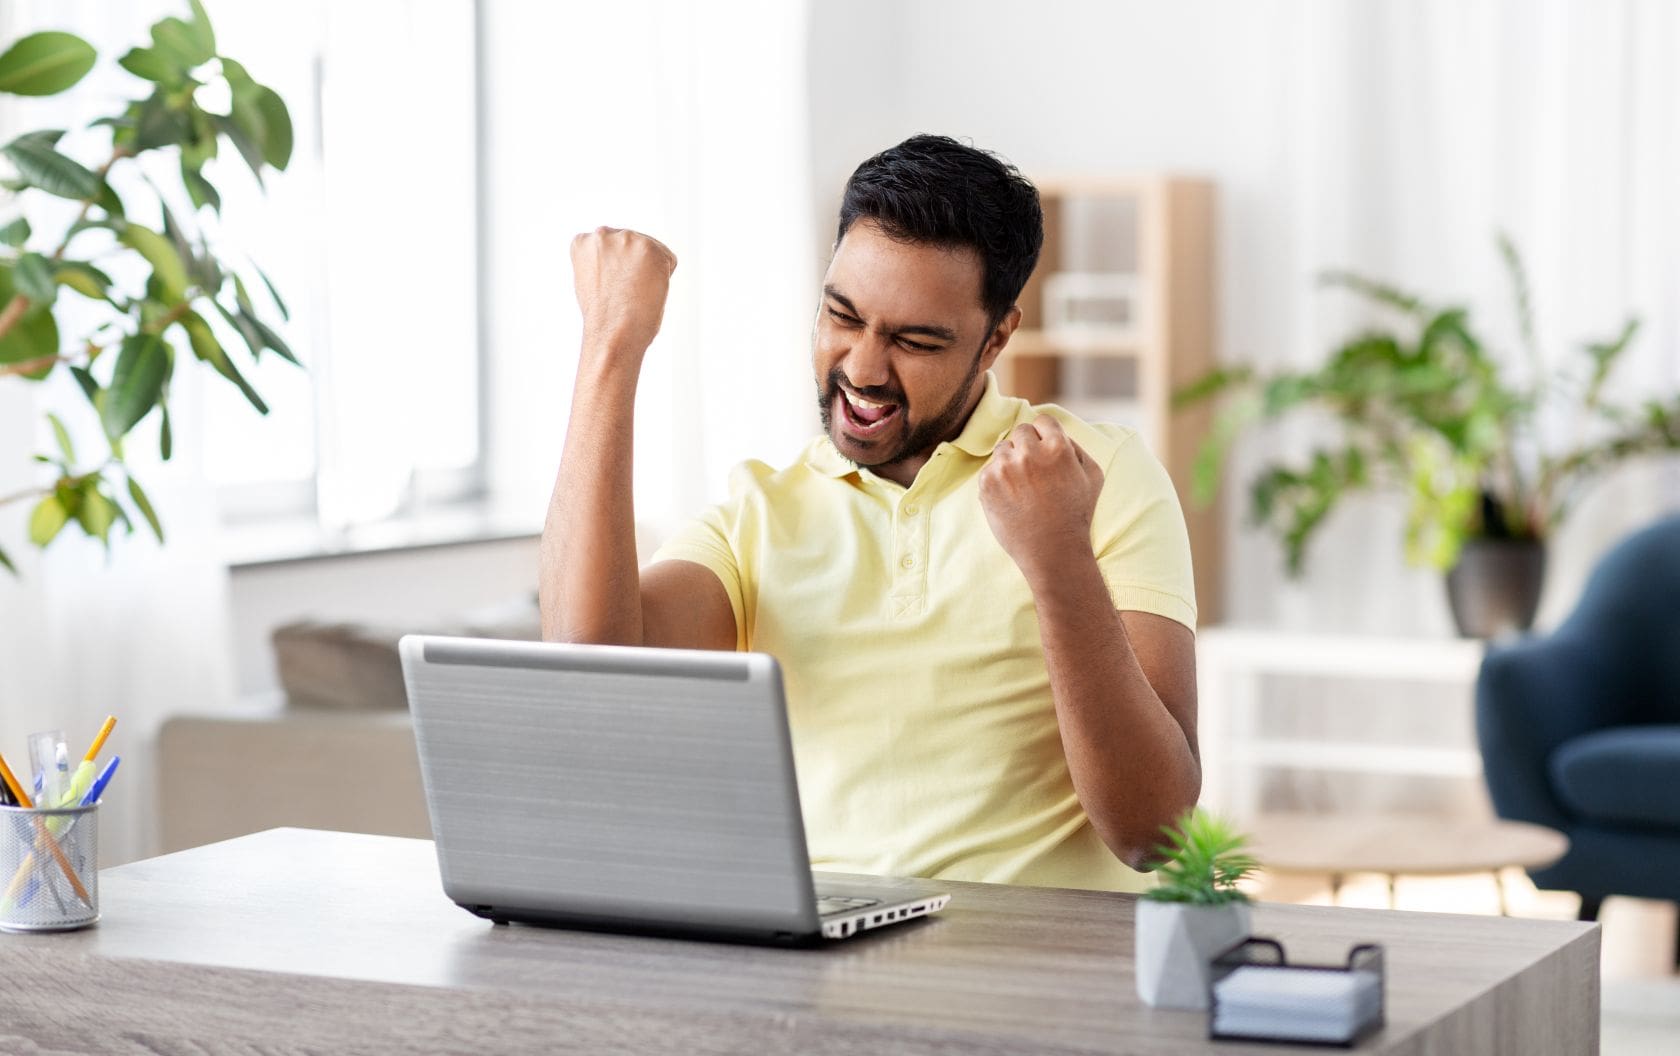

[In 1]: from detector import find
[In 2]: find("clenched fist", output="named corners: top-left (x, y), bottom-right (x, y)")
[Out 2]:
top-left (571, 226), bottom-right (678, 364)
top-left (979, 415), bottom-right (1105, 580)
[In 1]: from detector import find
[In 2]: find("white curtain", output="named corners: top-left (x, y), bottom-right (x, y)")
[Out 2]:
top-left (479, 0), bottom-right (819, 546)
top-left (0, 0), bottom-right (238, 865)
top-left (1229, 0), bottom-right (1680, 633)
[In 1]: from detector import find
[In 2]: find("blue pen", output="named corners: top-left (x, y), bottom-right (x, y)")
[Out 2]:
top-left (79, 755), bottom-right (120, 806)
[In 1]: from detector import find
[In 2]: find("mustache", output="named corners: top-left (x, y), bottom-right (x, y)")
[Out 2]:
top-left (824, 368), bottom-right (904, 405)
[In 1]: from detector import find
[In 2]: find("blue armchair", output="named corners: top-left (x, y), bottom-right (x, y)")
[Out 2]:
top-left (1476, 513), bottom-right (1680, 954)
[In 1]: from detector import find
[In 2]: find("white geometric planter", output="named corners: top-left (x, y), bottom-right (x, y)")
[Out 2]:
top-left (1134, 899), bottom-right (1252, 1010)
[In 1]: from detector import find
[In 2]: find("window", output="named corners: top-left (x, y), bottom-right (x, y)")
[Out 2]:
top-left (201, 0), bottom-right (481, 532)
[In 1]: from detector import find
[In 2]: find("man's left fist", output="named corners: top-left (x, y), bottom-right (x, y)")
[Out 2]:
top-left (978, 415), bottom-right (1105, 580)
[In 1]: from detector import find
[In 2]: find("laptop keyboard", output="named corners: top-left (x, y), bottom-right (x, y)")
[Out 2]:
top-left (816, 895), bottom-right (881, 917)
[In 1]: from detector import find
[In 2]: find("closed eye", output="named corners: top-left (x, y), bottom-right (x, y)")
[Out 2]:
top-left (827, 307), bottom-right (862, 327)
top-left (899, 337), bottom-right (939, 352)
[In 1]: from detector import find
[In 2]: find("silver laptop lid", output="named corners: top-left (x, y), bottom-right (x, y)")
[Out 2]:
top-left (400, 636), bottom-right (819, 935)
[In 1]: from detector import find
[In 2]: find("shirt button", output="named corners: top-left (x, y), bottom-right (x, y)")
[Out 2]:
top-left (903, 503), bottom-right (919, 517)
top-left (901, 555), bottom-right (915, 570)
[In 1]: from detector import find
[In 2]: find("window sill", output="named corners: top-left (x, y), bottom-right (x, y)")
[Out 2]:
top-left (222, 501), bottom-right (542, 571)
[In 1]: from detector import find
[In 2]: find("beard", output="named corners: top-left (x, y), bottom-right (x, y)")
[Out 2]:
top-left (815, 349), bottom-right (984, 470)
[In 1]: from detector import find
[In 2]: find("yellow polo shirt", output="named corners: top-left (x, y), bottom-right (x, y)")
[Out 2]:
top-left (652, 372), bottom-right (1196, 891)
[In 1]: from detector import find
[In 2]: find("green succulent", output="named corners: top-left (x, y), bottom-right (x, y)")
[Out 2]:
top-left (1142, 808), bottom-right (1258, 905)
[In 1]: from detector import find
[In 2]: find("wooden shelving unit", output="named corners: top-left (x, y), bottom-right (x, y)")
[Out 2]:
top-left (995, 174), bottom-right (1222, 624)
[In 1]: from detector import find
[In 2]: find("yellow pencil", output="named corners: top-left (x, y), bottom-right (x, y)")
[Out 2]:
top-left (84, 716), bottom-right (116, 764)
top-left (59, 715), bottom-right (118, 808)
top-left (0, 750), bottom-right (93, 908)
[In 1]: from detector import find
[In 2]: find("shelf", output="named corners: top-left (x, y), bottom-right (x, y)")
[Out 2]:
top-left (1006, 328), bottom-right (1144, 359)
top-left (1228, 741), bottom-right (1483, 778)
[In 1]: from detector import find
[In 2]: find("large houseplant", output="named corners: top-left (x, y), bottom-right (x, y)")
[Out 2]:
top-left (1178, 236), bottom-right (1680, 637)
top-left (1135, 809), bottom-right (1258, 1010)
top-left (0, 1), bottom-right (293, 575)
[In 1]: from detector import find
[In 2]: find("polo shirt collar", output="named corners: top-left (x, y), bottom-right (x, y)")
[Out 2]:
top-left (807, 371), bottom-right (1020, 478)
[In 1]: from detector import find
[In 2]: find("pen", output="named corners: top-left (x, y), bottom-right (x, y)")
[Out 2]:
top-left (0, 750), bottom-right (93, 908)
top-left (6, 756), bottom-right (120, 908)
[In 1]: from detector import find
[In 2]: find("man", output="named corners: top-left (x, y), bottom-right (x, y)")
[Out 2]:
top-left (541, 135), bottom-right (1199, 891)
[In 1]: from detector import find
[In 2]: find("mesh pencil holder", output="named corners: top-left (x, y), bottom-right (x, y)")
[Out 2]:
top-left (0, 801), bottom-right (100, 932)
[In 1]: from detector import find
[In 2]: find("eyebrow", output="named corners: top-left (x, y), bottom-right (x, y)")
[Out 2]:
top-left (823, 285), bottom-right (958, 343)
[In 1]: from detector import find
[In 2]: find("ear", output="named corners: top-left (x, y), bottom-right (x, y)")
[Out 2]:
top-left (978, 305), bottom-right (1023, 373)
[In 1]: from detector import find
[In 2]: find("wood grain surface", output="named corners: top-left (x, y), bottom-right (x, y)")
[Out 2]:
top-left (0, 828), bottom-right (1599, 1055)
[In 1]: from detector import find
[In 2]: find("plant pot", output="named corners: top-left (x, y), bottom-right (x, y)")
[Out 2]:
top-left (1445, 538), bottom-right (1547, 639)
top-left (1134, 899), bottom-right (1252, 1010)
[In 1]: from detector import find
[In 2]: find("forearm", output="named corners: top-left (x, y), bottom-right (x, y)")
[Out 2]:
top-left (1028, 551), bottom-right (1200, 870)
top-left (539, 350), bottom-right (645, 644)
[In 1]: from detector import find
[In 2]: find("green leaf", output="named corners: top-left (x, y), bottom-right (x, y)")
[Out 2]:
top-left (14, 251), bottom-right (56, 306)
top-left (54, 261), bottom-right (115, 302)
top-left (1319, 269), bottom-right (1427, 317)
top-left (1583, 317), bottom-right (1641, 407)
top-left (70, 365), bottom-right (99, 403)
top-left (46, 412), bottom-right (75, 464)
top-left (1, 132), bottom-right (100, 200)
top-left (212, 297), bottom-right (265, 359)
top-left (149, 15), bottom-right (214, 71)
top-left (254, 86), bottom-right (292, 169)
top-left (0, 264), bottom-right (60, 377)
top-left (212, 112), bottom-right (265, 185)
top-left (159, 402), bottom-right (174, 461)
top-left (118, 47), bottom-right (177, 83)
top-left (0, 542), bottom-right (15, 576)
top-left (94, 178), bottom-right (125, 219)
top-left (28, 494), bottom-right (69, 546)
top-left (101, 333), bottom-right (170, 440)
top-left (183, 309), bottom-right (268, 413)
top-left (0, 32), bottom-right (97, 97)
top-left (1497, 232), bottom-right (1537, 360)
top-left (180, 104), bottom-right (218, 169)
top-left (74, 484), bottom-right (119, 544)
top-left (181, 161), bottom-right (220, 213)
top-left (1173, 365), bottom-right (1251, 408)
top-left (254, 262), bottom-right (289, 321)
top-left (0, 217), bottom-right (28, 246)
top-left (246, 310), bottom-right (297, 365)
top-left (132, 91), bottom-right (193, 151)
top-left (127, 474), bottom-right (165, 544)
top-left (186, 0), bottom-right (218, 59)
top-left (118, 222), bottom-right (191, 302)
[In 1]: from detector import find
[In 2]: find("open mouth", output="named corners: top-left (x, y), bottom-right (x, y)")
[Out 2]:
top-left (836, 388), bottom-right (902, 439)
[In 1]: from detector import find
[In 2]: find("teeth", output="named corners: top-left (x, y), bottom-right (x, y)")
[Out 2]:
top-left (845, 391), bottom-right (890, 410)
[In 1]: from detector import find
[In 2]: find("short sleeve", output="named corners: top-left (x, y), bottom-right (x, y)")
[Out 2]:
top-left (649, 462), bottom-right (771, 652)
top-left (1091, 431), bottom-right (1198, 632)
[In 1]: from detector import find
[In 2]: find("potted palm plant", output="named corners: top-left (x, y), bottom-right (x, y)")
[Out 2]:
top-left (1135, 809), bottom-right (1258, 1010)
top-left (1177, 236), bottom-right (1680, 637)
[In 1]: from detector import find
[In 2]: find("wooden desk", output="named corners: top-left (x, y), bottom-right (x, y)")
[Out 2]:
top-left (0, 829), bottom-right (1598, 1055)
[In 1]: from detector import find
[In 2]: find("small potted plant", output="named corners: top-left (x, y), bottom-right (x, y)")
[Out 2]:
top-left (1135, 809), bottom-right (1259, 1010)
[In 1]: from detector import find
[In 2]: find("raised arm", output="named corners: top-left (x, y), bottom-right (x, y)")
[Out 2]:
top-left (539, 227), bottom-right (735, 651)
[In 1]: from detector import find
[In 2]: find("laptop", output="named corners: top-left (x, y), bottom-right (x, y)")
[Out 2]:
top-left (399, 635), bottom-right (950, 944)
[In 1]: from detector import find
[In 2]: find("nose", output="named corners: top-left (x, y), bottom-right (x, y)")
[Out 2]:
top-left (841, 331), bottom-right (893, 392)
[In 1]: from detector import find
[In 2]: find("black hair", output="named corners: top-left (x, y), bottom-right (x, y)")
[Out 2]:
top-left (836, 134), bottom-right (1043, 330)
